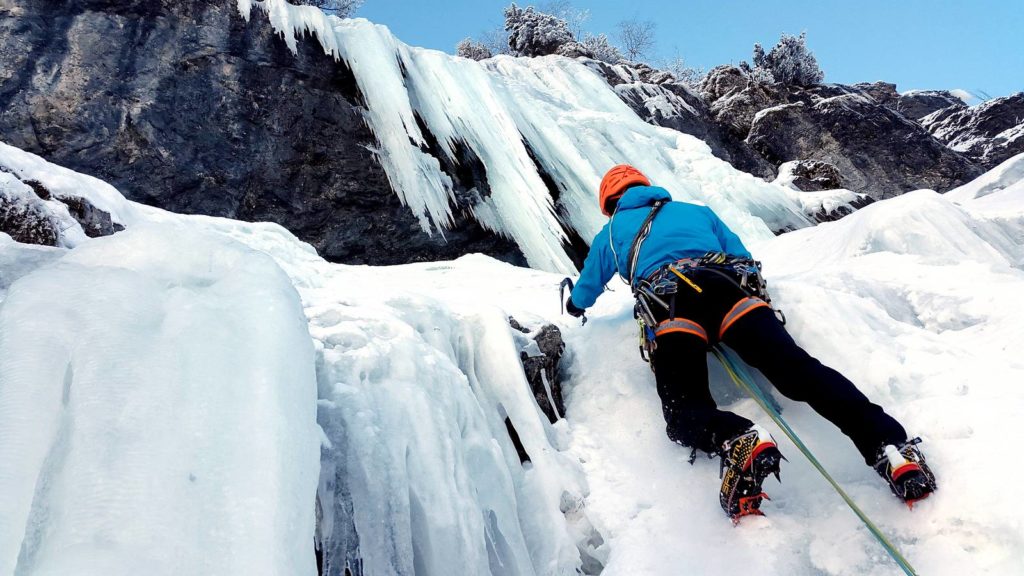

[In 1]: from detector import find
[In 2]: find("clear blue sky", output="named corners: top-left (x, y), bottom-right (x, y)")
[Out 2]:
top-left (358, 0), bottom-right (1023, 99)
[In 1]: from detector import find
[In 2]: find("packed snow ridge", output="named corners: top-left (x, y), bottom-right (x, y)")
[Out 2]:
top-left (237, 0), bottom-right (814, 273)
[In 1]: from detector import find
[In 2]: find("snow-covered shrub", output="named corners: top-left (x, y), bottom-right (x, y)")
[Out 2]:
top-left (700, 65), bottom-right (749, 102)
top-left (749, 32), bottom-right (824, 87)
top-left (660, 55), bottom-right (706, 89)
top-left (456, 37), bottom-right (493, 61)
top-left (555, 41), bottom-right (592, 59)
top-left (294, 0), bottom-right (363, 17)
top-left (504, 3), bottom-right (575, 57)
top-left (581, 33), bottom-right (623, 64)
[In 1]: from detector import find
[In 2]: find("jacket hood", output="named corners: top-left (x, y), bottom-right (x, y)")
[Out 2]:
top-left (615, 185), bottom-right (672, 211)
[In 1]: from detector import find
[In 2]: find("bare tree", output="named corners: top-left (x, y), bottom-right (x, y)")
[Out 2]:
top-left (616, 18), bottom-right (656, 62)
top-left (297, 0), bottom-right (363, 18)
top-left (479, 26), bottom-right (512, 56)
top-left (539, 0), bottom-right (590, 41)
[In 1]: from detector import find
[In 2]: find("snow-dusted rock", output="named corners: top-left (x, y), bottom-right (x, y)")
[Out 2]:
top-left (699, 65), bottom-right (750, 103)
top-left (709, 82), bottom-right (785, 138)
top-left (591, 61), bottom-right (776, 179)
top-left (896, 89), bottom-right (967, 121)
top-left (0, 174), bottom-right (63, 246)
top-left (747, 94), bottom-right (982, 198)
top-left (510, 317), bottom-right (566, 423)
top-left (921, 92), bottom-right (1024, 169)
top-left (776, 159), bottom-right (845, 192)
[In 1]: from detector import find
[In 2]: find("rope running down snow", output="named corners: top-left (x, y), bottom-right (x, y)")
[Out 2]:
top-left (711, 346), bottom-right (918, 576)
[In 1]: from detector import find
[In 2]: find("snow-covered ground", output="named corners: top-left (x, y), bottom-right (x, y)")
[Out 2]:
top-left (3, 136), bottom-right (1024, 576)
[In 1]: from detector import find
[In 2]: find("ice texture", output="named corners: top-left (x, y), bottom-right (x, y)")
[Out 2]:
top-left (0, 225), bottom-right (320, 576)
top-left (237, 0), bottom-right (812, 273)
top-left (2, 144), bottom-right (596, 576)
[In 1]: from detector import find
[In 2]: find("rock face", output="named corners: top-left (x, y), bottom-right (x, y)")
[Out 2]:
top-left (608, 64), bottom-right (985, 200)
top-left (745, 93), bottom-right (982, 198)
top-left (590, 61), bottom-right (776, 179)
top-left (921, 93), bottom-right (1024, 169)
top-left (0, 0), bottom-right (525, 266)
top-left (896, 90), bottom-right (966, 121)
top-left (0, 175), bottom-right (60, 247)
top-left (510, 317), bottom-right (566, 424)
top-left (783, 160), bottom-right (844, 192)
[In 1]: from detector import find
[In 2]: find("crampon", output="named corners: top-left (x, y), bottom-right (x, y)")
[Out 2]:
top-left (719, 425), bottom-right (784, 523)
top-left (874, 437), bottom-right (937, 509)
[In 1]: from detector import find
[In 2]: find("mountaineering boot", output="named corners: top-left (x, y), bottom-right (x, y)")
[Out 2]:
top-left (719, 424), bottom-right (783, 522)
top-left (874, 437), bottom-right (937, 508)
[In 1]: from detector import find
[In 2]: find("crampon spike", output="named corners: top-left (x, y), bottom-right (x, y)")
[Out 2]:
top-left (905, 493), bottom-right (931, 511)
top-left (731, 492), bottom-right (770, 524)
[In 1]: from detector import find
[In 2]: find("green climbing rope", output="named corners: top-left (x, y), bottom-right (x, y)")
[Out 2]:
top-left (711, 346), bottom-right (918, 576)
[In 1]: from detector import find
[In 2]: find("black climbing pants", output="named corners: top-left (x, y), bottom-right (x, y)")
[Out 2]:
top-left (649, 267), bottom-right (907, 464)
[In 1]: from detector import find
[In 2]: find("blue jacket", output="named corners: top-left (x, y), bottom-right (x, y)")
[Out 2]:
top-left (570, 186), bottom-right (751, 309)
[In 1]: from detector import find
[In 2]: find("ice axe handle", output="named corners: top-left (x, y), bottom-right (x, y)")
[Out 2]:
top-left (559, 278), bottom-right (587, 325)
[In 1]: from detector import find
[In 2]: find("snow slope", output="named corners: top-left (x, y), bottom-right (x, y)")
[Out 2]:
top-left (3, 135), bottom-right (1024, 576)
top-left (237, 0), bottom-right (814, 273)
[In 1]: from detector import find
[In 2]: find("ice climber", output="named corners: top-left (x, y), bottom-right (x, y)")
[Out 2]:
top-left (564, 164), bottom-right (937, 520)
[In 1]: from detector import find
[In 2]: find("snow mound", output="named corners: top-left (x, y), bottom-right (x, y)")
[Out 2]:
top-left (0, 225), bottom-right (320, 576)
top-left (0, 233), bottom-right (63, 302)
top-left (237, 0), bottom-right (811, 273)
top-left (757, 189), bottom-right (1021, 272)
top-left (946, 152), bottom-right (1024, 202)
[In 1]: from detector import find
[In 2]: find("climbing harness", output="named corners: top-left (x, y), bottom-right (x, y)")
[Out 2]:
top-left (630, 250), bottom-right (783, 368)
top-left (608, 199), bottom-right (667, 286)
top-left (712, 346), bottom-right (919, 576)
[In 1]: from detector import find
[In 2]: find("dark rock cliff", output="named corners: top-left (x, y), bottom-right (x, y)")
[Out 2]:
top-left (696, 70), bottom-right (982, 198)
top-left (745, 94), bottom-right (981, 198)
top-left (0, 0), bottom-right (526, 265)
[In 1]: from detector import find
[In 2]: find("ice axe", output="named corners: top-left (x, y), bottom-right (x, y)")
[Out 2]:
top-left (559, 277), bottom-right (587, 325)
